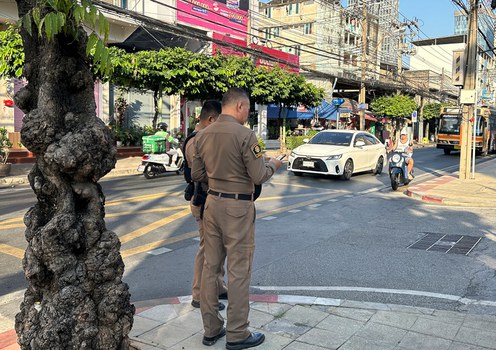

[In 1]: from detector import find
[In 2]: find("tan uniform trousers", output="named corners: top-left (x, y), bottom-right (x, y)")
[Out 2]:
top-left (200, 195), bottom-right (255, 342)
top-left (191, 202), bottom-right (228, 301)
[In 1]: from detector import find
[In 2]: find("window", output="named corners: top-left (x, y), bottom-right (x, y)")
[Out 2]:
top-left (121, 0), bottom-right (127, 9)
top-left (304, 23), bottom-right (313, 35)
top-left (288, 3), bottom-right (300, 15)
top-left (264, 7), bottom-right (272, 18)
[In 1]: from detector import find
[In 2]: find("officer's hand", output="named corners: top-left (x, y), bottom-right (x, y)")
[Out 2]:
top-left (270, 158), bottom-right (283, 170)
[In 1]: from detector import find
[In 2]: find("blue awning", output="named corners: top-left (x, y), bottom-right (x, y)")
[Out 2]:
top-left (266, 101), bottom-right (351, 120)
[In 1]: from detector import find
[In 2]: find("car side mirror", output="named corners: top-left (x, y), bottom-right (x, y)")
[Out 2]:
top-left (355, 140), bottom-right (365, 147)
top-left (303, 138), bottom-right (309, 143)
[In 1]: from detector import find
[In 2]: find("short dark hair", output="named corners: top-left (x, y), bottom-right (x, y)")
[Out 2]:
top-left (222, 88), bottom-right (249, 107)
top-left (199, 100), bottom-right (221, 121)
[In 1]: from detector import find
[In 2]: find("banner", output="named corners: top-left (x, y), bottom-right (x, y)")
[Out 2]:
top-left (250, 44), bottom-right (299, 73)
top-left (212, 33), bottom-right (246, 57)
top-left (177, 0), bottom-right (248, 39)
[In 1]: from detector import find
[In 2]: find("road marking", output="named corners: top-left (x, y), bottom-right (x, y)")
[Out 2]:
top-left (357, 187), bottom-right (382, 194)
top-left (106, 206), bottom-right (189, 218)
top-left (0, 206), bottom-right (191, 230)
top-left (0, 223), bottom-right (24, 230)
top-left (288, 209), bottom-right (301, 213)
top-left (0, 218), bottom-right (23, 224)
top-left (253, 286), bottom-right (496, 307)
top-left (121, 230), bottom-right (198, 258)
top-left (147, 247), bottom-right (172, 256)
top-left (0, 244), bottom-right (24, 259)
top-left (270, 182), bottom-right (348, 192)
top-left (262, 216), bottom-right (277, 221)
top-left (119, 208), bottom-right (191, 244)
top-left (106, 191), bottom-right (182, 207)
top-left (308, 204), bottom-right (321, 208)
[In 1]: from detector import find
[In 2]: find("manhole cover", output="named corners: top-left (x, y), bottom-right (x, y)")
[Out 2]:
top-left (407, 233), bottom-right (482, 255)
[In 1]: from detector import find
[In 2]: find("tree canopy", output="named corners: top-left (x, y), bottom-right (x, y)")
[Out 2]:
top-left (370, 94), bottom-right (418, 119)
top-left (423, 102), bottom-right (443, 120)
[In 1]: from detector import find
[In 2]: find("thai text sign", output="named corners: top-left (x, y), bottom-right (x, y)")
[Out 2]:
top-left (177, 0), bottom-right (248, 39)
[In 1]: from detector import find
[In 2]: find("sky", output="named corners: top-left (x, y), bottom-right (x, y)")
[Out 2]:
top-left (399, 0), bottom-right (458, 39)
top-left (340, 0), bottom-right (468, 39)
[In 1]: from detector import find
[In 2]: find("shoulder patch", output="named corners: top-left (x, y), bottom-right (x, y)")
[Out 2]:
top-left (251, 142), bottom-right (263, 158)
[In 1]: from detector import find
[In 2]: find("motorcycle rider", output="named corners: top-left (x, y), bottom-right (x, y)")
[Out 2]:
top-left (155, 122), bottom-right (178, 166)
top-left (390, 129), bottom-right (414, 179)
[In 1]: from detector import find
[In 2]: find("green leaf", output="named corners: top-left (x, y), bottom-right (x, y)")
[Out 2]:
top-left (56, 12), bottom-right (65, 32)
top-left (22, 13), bottom-right (32, 36)
top-left (86, 33), bottom-right (98, 56)
top-left (32, 8), bottom-right (41, 28)
top-left (93, 39), bottom-right (104, 64)
top-left (88, 6), bottom-right (97, 27)
top-left (73, 5), bottom-right (84, 25)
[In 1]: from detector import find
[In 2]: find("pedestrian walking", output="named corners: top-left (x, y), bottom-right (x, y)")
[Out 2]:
top-left (183, 100), bottom-right (228, 311)
top-left (191, 88), bottom-right (283, 349)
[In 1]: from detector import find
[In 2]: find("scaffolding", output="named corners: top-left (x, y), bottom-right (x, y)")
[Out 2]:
top-left (347, 0), bottom-right (399, 67)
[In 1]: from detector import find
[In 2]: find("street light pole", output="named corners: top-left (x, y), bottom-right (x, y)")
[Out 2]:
top-left (359, 0), bottom-right (367, 131)
top-left (459, 0), bottom-right (478, 180)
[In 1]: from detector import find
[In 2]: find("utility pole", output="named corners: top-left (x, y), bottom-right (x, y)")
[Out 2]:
top-left (359, 0), bottom-right (367, 131)
top-left (459, 0), bottom-right (478, 180)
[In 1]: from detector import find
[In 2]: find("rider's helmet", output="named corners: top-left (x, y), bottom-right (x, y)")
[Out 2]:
top-left (157, 122), bottom-right (168, 131)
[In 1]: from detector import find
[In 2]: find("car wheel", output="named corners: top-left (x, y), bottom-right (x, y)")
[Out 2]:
top-left (372, 156), bottom-right (384, 175)
top-left (341, 159), bottom-right (353, 180)
top-left (443, 149), bottom-right (451, 155)
top-left (292, 171), bottom-right (303, 176)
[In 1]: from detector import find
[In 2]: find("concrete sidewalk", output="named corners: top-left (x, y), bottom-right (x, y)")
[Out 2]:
top-left (406, 158), bottom-right (496, 207)
top-left (2, 294), bottom-right (496, 350)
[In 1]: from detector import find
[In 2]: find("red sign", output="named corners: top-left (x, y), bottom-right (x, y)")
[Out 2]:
top-left (212, 33), bottom-right (246, 57)
top-left (3, 99), bottom-right (14, 107)
top-left (177, 0), bottom-right (248, 40)
top-left (249, 44), bottom-right (299, 73)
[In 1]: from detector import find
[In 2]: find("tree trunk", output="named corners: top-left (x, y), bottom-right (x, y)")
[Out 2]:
top-left (14, 1), bottom-right (134, 349)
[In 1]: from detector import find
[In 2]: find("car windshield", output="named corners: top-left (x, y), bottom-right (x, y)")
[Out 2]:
top-left (308, 132), bottom-right (353, 146)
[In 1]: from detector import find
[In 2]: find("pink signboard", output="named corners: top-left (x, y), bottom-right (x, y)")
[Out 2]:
top-left (177, 0), bottom-right (248, 39)
top-left (212, 33), bottom-right (246, 56)
top-left (250, 44), bottom-right (299, 73)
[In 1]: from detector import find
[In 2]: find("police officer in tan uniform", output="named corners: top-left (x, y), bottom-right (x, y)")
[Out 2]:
top-left (192, 88), bottom-right (282, 349)
top-left (184, 101), bottom-right (228, 310)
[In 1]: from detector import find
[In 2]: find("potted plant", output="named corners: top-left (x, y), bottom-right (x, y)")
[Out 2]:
top-left (0, 127), bottom-right (13, 176)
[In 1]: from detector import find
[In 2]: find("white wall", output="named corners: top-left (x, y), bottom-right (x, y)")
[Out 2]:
top-left (410, 43), bottom-right (465, 76)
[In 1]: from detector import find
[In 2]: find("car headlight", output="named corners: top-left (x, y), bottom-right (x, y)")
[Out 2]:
top-left (326, 154), bottom-right (342, 160)
top-left (290, 151), bottom-right (298, 158)
top-left (392, 154), bottom-right (401, 163)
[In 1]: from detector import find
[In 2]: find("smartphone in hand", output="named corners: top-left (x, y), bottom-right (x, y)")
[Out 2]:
top-left (276, 154), bottom-right (287, 161)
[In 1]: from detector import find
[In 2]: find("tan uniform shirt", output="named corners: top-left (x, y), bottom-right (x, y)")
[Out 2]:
top-left (185, 125), bottom-right (209, 193)
top-left (191, 114), bottom-right (276, 194)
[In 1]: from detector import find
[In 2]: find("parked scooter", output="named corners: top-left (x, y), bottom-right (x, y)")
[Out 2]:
top-left (388, 151), bottom-right (413, 191)
top-left (138, 141), bottom-right (184, 179)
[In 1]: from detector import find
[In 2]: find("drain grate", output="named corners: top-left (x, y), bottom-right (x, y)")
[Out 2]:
top-left (408, 233), bottom-right (482, 255)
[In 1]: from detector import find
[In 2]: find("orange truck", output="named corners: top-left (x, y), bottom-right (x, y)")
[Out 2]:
top-left (437, 106), bottom-right (496, 155)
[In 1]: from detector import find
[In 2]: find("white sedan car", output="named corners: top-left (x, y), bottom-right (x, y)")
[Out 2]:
top-left (287, 130), bottom-right (387, 180)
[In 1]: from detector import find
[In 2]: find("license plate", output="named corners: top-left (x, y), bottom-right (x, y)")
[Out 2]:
top-left (302, 161), bottom-right (314, 168)
top-left (137, 165), bottom-right (145, 172)
top-left (454, 145), bottom-right (461, 150)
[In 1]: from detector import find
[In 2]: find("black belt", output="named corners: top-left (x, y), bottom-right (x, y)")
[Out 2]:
top-left (208, 190), bottom-right (253, 201)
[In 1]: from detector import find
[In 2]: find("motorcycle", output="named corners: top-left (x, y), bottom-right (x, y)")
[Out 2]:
top-left (138, 141), bottom-right (184, 179)
top-left (388, 151), bottom-right (413, 191)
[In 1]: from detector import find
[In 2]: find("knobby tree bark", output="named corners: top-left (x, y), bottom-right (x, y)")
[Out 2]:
top-left (14, 0), bottom-right (135, 348)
